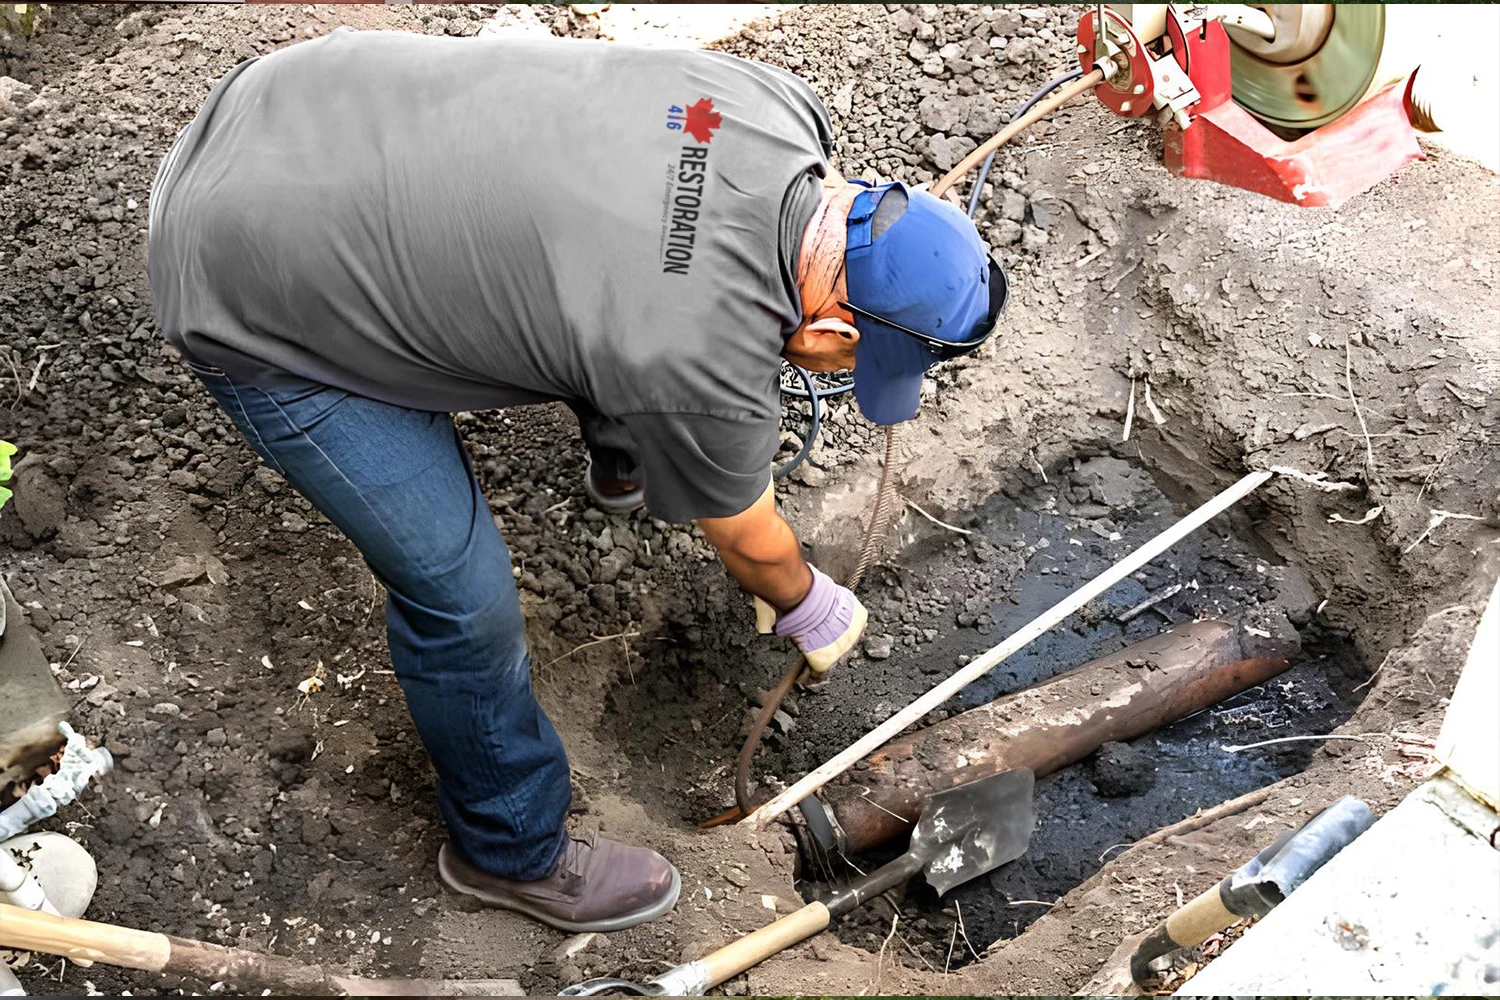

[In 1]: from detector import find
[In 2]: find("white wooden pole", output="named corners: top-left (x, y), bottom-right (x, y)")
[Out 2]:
top-left (749, 469), bottom-right (1275, 828)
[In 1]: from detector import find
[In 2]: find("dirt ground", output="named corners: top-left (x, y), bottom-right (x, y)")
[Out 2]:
top-left (2, 3), bottom-right (1497, 997)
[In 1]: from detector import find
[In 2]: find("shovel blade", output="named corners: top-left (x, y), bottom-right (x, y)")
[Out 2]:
top-left (0, 579), bottom-right (69, 786)
top-left (913, 768), bottom-right (1035, 896)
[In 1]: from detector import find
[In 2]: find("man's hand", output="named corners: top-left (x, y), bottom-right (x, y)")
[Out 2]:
top-left (768, 566), bottom-right (867, 680)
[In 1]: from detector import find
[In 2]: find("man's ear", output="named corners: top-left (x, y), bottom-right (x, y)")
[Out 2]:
top-left (805, 317), bottom-right (859, 341)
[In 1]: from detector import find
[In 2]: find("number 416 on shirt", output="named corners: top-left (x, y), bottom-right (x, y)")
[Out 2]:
top-left (666, 105), bottom-right (686, 131)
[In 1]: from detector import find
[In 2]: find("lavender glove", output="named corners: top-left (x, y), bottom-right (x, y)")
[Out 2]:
top-left (771, 566), bottom-right (868, 678)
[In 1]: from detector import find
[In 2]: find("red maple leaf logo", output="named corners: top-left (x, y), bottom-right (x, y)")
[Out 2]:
top-left (683, 98), bottom-right (722, 144)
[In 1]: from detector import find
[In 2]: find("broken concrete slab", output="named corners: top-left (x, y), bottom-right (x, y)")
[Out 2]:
top-left (1175, 776), bottom-right (1500, 996)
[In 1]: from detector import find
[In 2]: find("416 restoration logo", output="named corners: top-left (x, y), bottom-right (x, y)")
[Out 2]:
top-left (661, 98), bottom-right (720, 275)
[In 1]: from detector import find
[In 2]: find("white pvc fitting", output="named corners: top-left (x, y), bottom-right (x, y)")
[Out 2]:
top-left (0, 847), bottom-right (59, 915)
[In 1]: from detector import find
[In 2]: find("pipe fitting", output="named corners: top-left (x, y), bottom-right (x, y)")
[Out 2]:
top-left (0, 848), bottom-right (58, 915)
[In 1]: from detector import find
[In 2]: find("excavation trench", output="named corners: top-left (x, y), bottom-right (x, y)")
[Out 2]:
top-left (1, 4), bottom-right (1491, 997)
top-left (607, 440), bottom-right (1372, 969)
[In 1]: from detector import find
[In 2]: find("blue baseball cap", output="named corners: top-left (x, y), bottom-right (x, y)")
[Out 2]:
top-left (844, 182), bottom-right (1006, 425)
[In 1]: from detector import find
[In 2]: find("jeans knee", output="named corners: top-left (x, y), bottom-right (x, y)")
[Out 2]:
top-left (387, 582), bottom-right (529, 683)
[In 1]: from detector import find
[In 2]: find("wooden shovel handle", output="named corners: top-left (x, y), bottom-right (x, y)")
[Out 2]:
top-left (1163, 882), bottom-right (1236, 949)
top-left (698, 900), bottom-right (832, 989)
top-left (0, 901), bottom-right (386, 994)
top-left (0, 902), bottom-right (171, 971)
top-left (1128, 883), bottom-right (1237, 984)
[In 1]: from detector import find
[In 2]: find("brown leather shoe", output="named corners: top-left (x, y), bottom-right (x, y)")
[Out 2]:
top-left (438, 833), bottom-right (680, 932)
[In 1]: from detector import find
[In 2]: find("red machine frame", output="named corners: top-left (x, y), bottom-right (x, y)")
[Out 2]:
top-left (1081, 9), bottom-right (1425, 208)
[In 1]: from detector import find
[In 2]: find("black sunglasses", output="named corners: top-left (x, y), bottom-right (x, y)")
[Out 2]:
top-left (840, 258), bottom-right (1009, 361)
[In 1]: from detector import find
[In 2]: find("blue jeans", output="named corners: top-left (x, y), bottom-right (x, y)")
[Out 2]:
top-left (188, 361), bottom-right (570, 880)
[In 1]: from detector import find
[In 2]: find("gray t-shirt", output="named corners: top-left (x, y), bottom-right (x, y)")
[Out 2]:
top-left (148, 29), bottom-right (833, 523)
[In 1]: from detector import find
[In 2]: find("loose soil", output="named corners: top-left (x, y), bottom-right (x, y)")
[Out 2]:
top-left (2, 4), bottom-right (1496, 997)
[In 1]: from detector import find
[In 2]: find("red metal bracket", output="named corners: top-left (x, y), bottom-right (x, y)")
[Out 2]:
top-left (1168, 13), bottom-right (1232, 112)
top-left (1077, 7), bottom-right (1154, 117)
top-left (1163, 76), bottom-right (1424, 208)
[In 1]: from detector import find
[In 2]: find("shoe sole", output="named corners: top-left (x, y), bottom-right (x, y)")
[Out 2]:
top-left (585, 457), bottom-right (646, 514)
top-left (438, 846), bottom-right (682, 933)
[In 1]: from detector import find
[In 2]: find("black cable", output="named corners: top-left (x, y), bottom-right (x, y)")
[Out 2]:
top-left (774, 364), bottom-right (823, 480)
top-left (780, 367), bottom-right (854, 400)
top-left (967, 67), bottom-right (1086, 219)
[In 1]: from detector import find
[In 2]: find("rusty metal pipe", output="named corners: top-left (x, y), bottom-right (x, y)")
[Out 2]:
top-left (815, 621), bottom-right (1296, 852)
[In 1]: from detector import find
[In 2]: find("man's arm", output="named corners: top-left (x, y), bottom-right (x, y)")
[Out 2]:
top-left (696, 481), bottom-right (812, 611)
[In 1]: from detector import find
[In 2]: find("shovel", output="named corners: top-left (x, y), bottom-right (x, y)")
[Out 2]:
top-left (561, 768), bottom-right (1036, 996)
top-left (0, 901), bottom-right (524, 995)
top-left (1084, 795), bottom-right (1375, 995)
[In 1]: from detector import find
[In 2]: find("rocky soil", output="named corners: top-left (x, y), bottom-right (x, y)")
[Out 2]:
top-left (2, 3), bottom-right (1496, 997)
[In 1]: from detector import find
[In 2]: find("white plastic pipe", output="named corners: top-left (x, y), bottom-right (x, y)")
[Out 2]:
top-left (750, 469), bottom-right (1275, 828)
top-left (0, 848), bottom-right (58, 916)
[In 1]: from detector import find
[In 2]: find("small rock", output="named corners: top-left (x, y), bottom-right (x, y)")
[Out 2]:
top-left (792, 463), bottom-right (827, 488)
top-left (1292, 421), bottom-right (1340, 441)
top-left (588, 583), bottom-right (617, 616)
top-left (156, 553), bottom-right (229, 588)
top-left (864, 635), bottom-right (893, 660)
top-left (888, 10), bottom-right (919, 35)
top-left (830, 82), bottom-right (855, 116)
top-left (0, 76), bottom-right (37, 117)
top-left (1071, 503), bottom-right (1112, 519)
top-left (150, 702), bottom-right (182, 717)
top-left (596, 549), bottom-right (632, 584)
top-left (1029, 194), bottom-right (1064, 230)
top-left (918, 94), bottom-right (964, 134)
top-left (552, 932), bottom-right (598, 962)
top-left (1090, 741), bottom-right (1156, 798)
top-left (1001, 189), bottom-right (1027, 222)
top-left (300, 814), bottom-right (331, 845)
top-left (205, 728), bottom-right (227, 747)
top-left (927, 133), bottom-right (977, 172)
top-left (995, 219), bottom-right (1023, 245)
